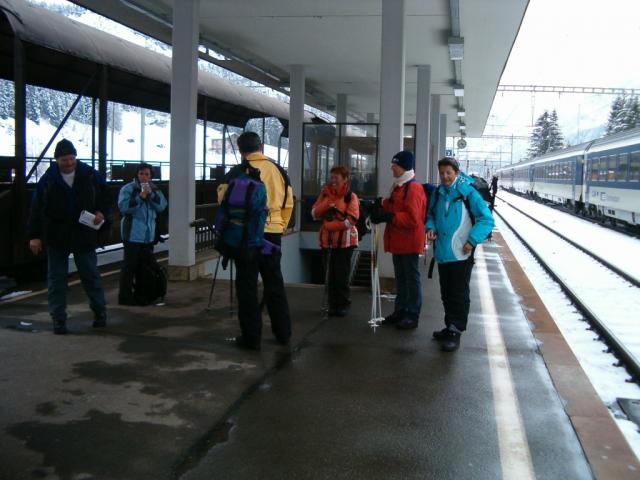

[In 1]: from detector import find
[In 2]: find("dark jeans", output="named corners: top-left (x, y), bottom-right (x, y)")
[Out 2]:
top-left (234, 233), bottom-right (291, 345)
top-left (392, 253), bottom-right (422, 320)
top-left (322, 247), bottom-right (353, 310)
top-left (119, 242), bottom-right (153, 301)
top-left (47, 246), bottom-right (106, 321)
top-left (438, 256), bottom-right (475, 331)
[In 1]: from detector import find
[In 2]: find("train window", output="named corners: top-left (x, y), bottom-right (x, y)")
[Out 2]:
top-left (598, 158), bottom-right (607, 181)
top-left (617, 153), bottom-right (628, 181)
top-left (590, 158), bottom-right (598, 181)
top-left (607, 156), bottom-right (617, 181)
top-left (630, 151), bottom-right (640, 181)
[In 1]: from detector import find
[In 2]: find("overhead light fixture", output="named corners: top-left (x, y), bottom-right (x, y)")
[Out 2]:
top-left (453, 84), bottom-right (464, 97)
top-left (457, 109), bottom-right (466, 117)
top-left (459, 124), bottom-right (466, 130)
top-left (448, 37), bottom-right (464, 61)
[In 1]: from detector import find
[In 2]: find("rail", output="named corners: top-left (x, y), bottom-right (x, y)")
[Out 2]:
top-left (494, 205), bottom-right (640, 383)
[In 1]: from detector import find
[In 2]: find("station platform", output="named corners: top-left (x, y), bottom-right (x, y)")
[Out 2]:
top-left (0, 232), bottom-right (638, 479)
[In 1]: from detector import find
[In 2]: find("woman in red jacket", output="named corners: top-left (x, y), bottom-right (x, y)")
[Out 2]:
top-left (370, 151), bottom-right (427, 329)
top-left (312, 166), bottom-right (360, 316)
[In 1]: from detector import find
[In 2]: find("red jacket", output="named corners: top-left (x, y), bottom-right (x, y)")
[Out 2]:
top-left (382, 181), bottom-right (427, 254)
top-left (312, 184), bottom-right (360, 249)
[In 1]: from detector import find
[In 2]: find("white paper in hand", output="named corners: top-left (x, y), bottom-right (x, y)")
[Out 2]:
top-left (79, 210), bottom-right (104, 230)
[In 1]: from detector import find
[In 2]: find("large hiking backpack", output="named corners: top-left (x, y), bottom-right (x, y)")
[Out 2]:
top-left (468, 174), bottom-right (493, 202)
top-left (134, 251), bottom-right (167, 305)
top-left (213, 162), bottom-right (268, 260)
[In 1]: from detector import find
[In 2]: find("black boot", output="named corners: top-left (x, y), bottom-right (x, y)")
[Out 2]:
top-left (396, 317), bottom-right (419, 330)
top-left (441, 330), bottom-right (461, 352)
top-left (380, 311), bottom-right (403, 326)
top-left (53, 318), bottom-right (67, 335)
top-left (92, 310), bottom-right (107, 328)
top-left (432, 327), bottom-right (449, 341)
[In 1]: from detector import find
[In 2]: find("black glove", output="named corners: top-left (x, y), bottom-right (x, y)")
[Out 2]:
top-left (370, 211), bottom-right (393, 224)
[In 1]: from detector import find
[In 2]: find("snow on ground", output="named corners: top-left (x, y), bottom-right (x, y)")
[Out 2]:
top-left (497, 200), bottom-right (640, 364)
top-left (496, 215), bottom-right (640, 459)
top-left (497, 190), bottom-right (640, 282)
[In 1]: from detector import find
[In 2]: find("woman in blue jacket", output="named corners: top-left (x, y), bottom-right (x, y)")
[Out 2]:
top-left (425, 157), bottom-right (494, 352)
top-left (117, 163), bottom-right (167, 305)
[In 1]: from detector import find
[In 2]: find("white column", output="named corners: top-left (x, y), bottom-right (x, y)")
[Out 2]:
top-left (439, 113), bottom-right (447, 161)
top-left (288, 65), bottom-right (305, 228)
top-left (429, 94), bottom-right (441, 183)
top-left (378, 0), bottom-right (406, 281)
top-left (169, 0), bottom-right (199, 267)
top-left (140, 108), bottom-right (146, 162)
top-left (336, 93), bottom-right (347, 123)
top-left (378, 0), bottom-right (406, 196)
top-left (415, 65), bottom-right (431, 183)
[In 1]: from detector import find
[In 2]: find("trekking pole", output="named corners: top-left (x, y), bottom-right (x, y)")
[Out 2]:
top-left (229, 259), bottom-right (234, 315)
top-left (321, 231), bottom-right (332, 320)
top-left (368, 220), bottom-right (384, 330)
top-left (206, 255), bottom-right (222, 310)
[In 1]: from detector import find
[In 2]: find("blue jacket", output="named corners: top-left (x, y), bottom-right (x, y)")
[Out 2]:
top-left (28, 161), bottom-right (111, 252)
top-left (118, 180), bottom-right (167, 244)
top-left (425, 173), bottom-right (494, 264)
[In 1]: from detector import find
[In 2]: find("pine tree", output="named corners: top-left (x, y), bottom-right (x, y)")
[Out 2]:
top-left (605, 95), bottom-right (627, 135)
top-left (548, 110), bottom-right (564, 152)
top-left (622, 96), bottom-right (639, 130)
top-left (528, 110), bottom-right (564, 158)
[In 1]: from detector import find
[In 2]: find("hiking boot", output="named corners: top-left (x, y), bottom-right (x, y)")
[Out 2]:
top-left (380, 312), bottom-right (403, 326)
top-left (53, 319), bottom-right (67, 335)
top-left (92, 310), bottom-right (107, 328)
top-left (396, 317), bottom-right (419, 330)
top-left (234, 336), bottom-right (261, 351)
top-left (432, 327), bottom-right (449, 341)
top-left (441, 331), bottom-right (461, 352)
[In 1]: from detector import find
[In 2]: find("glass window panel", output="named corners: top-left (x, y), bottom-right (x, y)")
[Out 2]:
top-left (607, 155), bottom-right (617, 181)
top-left (617, 153), bottom-right (628, 181)
top-left (630, 151), bottom-right (640, 181)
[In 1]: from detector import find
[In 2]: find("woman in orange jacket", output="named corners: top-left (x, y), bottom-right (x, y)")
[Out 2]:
top-left (311, 166), bottom-right (360, 316)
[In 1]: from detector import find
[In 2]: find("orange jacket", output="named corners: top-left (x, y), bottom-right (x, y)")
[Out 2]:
top-left (312, 184), bottom-right (360, 249)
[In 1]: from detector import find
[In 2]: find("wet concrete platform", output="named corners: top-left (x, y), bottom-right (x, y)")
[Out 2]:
top-left (0, 237), bottom-right (636, 479)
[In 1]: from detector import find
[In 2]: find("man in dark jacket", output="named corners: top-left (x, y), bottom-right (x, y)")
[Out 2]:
top-left (28, 139), bottom-right (111, 334)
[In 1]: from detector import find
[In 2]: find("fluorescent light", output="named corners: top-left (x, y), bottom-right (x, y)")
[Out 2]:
top-left (459, 124), bottom-right (466, 130)
top-left (448, 37), bottom-right (464, 61)
top-left (453, 84), bottom-right (464, 97)
top-left (457, 109), bottom-right (466, 117)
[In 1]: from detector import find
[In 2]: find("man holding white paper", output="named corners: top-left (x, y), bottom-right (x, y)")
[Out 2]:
top-left (27, 139), bottom-right (111, 334)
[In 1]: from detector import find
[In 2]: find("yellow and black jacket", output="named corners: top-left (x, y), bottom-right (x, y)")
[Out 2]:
top-left (217, 152), bottom-right (294, 234)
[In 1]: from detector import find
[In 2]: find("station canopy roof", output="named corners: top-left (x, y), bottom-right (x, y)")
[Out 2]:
top-left (72, 0), bottom-right (529, 136)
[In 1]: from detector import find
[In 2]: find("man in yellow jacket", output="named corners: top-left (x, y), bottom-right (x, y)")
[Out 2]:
top-left (217, 132), bottom-right (294, 351)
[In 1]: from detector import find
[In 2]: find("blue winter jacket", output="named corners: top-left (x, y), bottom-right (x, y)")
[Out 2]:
top-left (425, 173), bottom-right (494, 264)
top-left (118, 180), bottom-right (167, 244)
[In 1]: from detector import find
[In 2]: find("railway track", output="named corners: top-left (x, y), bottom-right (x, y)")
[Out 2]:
top-left (494, 199), bottom-right (640, 383)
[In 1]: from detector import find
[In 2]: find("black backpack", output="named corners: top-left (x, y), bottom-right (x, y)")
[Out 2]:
top-left (468, 175), bottom-right (493, 202)
top-left (134, 251), bottom-right (167, 305)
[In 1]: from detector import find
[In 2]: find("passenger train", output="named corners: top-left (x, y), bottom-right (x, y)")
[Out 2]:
top-left (496, 127), bottom-right (640, 229)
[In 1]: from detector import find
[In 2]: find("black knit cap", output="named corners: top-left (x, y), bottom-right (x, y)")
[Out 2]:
top-left (54, 139), bottom-right (77, 159)
top-left (391, 150), bottom-right (414, 171)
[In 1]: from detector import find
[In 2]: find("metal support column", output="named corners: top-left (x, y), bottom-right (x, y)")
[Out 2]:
top-left (98, 65), bottom-right (108, 178)
top-left (429, 94), bottom-right (441, 183)
top-left (377, 0), bottom-right (406, 280)
top-left (336, 93), bottom-right (347, 123)
top-left (415, 65), bottom-right (431, 183)
top-left (13, 36), bottom-right (27, 263)
top-left (169, 0), bottom-right (199, 269)
top-left (439, 113), bottom-right (447, 163)
top-left (288, 64), bottom-right (305, 228)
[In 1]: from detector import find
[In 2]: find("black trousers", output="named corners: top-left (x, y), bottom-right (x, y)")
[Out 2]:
top-left (119, 242), bottom-right (153, 301)
top-left (234, 233), bottom-right (291, 344)
top-left (438, 256), bottom-right (475, 331)
top-left (322, 247), bottom-right (353, 311)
